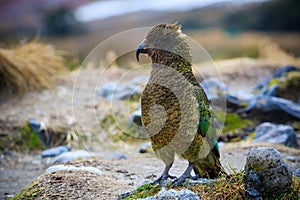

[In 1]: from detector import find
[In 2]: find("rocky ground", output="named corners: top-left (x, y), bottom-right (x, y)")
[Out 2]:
top-left (0, 58), bottom-right (299, 199)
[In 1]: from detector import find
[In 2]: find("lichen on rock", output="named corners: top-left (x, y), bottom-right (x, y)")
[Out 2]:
top-left (245, 147), bottom-right (293, 198)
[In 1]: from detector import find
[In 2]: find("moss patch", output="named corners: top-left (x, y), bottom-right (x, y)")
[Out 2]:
top-left (277, 71), bottom-right (300, 103)
top-left (10, 179), bottom-right (42, 199)
top-left (125, 183), bottom-right (161, 199)
top-left (99, 113), bottom-right (147, 142)
top-left (277, 176), bottom-right (300, 200)
top-left (19, 123), bottom-right (45, 150)
top-left (0, 120), bottom-right (69, 152)
top-left (0, 122), bottom-right (45, 152)
top-left (216, 112), bottom-right (252, 134)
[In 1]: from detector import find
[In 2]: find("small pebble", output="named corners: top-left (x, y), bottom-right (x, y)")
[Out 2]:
top-left (138, 142), bottom-right (152, 153)
top-left (46, 164), bottom-right (102, 175)
top-left (143, 188), bottom-right (200, 200)
top-left (286, 156), bottom-right (296, 162)
top-left (186, 178), bottom-right (216, 186)
top-left (117, 190), bottom-right (136, 199)
top-left (41, 146), bottom-right (71, 158)
top-left (51, 150), bottom-right (91, 164)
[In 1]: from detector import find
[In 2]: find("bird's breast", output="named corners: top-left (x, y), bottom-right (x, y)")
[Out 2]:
top-left (141, 67), bottom-right (200, 155)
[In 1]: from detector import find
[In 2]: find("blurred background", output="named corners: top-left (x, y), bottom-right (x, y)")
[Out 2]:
top-left (1, 0), bottom-right (300, 60)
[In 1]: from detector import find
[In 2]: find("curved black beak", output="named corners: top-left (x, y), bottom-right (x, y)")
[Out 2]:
top-left (136, 40), bottom-right (147, 62)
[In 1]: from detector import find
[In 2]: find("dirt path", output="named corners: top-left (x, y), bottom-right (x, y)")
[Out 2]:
top-left (1, 144), bottom-right (299, 199)
top-left (0, 147), bottom-right (248, 199)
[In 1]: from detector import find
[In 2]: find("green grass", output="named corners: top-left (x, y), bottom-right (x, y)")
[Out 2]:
top-left (99, 113), bottom-right (147, 142)
top-left (276, 177), bottom-right (300, 200)
top-left (19, 123), bottom-right (45, 150)
top-left (216, 112), bottom-right (252, 134)
top-left (124, 183), bottom-right (161, 199)
top-left (0, 123), bottom-right (45, 151)
top-left (10, 179), bottom-right (42, 199)
top-left (63, 54), bottom-right (81, 71)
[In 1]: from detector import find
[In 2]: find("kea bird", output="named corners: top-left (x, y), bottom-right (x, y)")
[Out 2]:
top-left (136, 23), bottom-right (225, 186)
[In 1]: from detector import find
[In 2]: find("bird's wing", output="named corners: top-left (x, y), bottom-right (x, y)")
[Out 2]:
top-left (193, 85), bottom-right (211, 137)
top-left (194, 85), bottom-right (220, 158)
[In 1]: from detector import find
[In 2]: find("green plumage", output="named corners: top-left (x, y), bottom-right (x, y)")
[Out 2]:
top-left (137, 23), bottom-right (224, 185)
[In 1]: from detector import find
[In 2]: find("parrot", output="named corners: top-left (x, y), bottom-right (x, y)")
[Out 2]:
top-left (136, 23), bottom-right (225, 186)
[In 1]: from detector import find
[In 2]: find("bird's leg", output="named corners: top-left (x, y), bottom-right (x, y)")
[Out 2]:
top-left (151, 163), bottom-right (177, 185)
top-left (192, 167), bottom-right (201, 180)
top-left (172, 162), bottom-right (194, 187)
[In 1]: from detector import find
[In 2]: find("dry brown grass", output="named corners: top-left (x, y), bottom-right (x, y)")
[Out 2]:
top-left (188, 28), bottom-right (300, 63)
top-left (259, 39), bottom-right (300, 66)
top-left (188, 173), bottom-right (246, 200)
top-left (126, 173), bottom-right (300, 199)
top-left (0, 40), bottom-right (65, 95)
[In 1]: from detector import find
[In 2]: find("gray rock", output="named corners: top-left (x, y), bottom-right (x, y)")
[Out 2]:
top-left (129, 107), bottom-right (142, 126)
top-left (185, 178), bottom-right (216, 186)
top-left (97, 76), bottom-right (148, 100)
top-left (200, 77), bottom-right (227, 100)
top-left (142, 188), bottom-right (200, 200)
top-left (194, 68), bottom-right (300, 121)
top-left (257, 96), bottom-right (300, 119)
top-left (4, 194), bottom-right (14, 199)
top-left (97, 82), bottom-right (117, 98)
top-left (114, 86), bottom-right (141, 100)
top-left (254, 75), bottom-right (272, 90)
top-left (29, 118), bottom-right (52, 147)
top-left (254, 65), bottom-right (300, 93)
top-left (45, 164), bottom-right (102, 175)
top-left (93, 151), bottom-right (127, 160)
top-left (294, 168), bottom-right (300, 178)
top-left (253, 122), bottom-right (299, 148)
top-left (285, 156), bottom-right (296, 162)
top-left (41, 145), bottom-right (71, 158)
top-left (273, 65), bottom-right (300, 78)
top-left (130, 75), bottom-right (149, 85)
top-left (138, 142), bottom-right (152, 153)
top-left (111, 152), bottom-right (128, 160)
top-left (245, 147), bottom-right (293, 198)
top-left (51, 150), bottom-right (91, 164)
top-left (237, 95), bottom-right (300, 121)
top-left (118, 190), bottom-right (136, 200)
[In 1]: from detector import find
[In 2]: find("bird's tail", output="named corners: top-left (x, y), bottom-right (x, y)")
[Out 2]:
top-left (193, 150), bottom-right (226, 179)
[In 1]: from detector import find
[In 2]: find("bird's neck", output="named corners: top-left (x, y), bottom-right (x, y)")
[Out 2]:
top-left (151, 51), bottom-right (198, 85)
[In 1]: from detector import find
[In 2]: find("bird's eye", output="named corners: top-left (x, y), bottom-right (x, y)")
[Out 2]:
top-left (154, 39), bottom-right (160, 44)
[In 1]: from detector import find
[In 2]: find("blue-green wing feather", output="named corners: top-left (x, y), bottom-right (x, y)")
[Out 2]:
top-left (194, 85), bottom-right (220, 158)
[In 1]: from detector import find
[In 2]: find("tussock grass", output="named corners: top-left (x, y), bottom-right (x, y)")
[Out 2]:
top-left (188, 173), bottom-right (246, 200)
top-left (125, 173), bottom-right (300, 199)
top-left (0, 40), bottom-right (65, 95)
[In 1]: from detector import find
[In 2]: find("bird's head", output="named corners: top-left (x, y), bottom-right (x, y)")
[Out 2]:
top-left (136, 23), bottom-right (191, 64)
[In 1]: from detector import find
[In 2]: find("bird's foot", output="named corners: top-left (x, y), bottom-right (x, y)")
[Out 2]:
top-left (191, 174), bottom-right (201, 180)
top-left (172, 162), bottom-right (194, 188)
top-left (171, 174), bottom-right (191, 188)
top-left (151, 174), bottom-right (177, 186)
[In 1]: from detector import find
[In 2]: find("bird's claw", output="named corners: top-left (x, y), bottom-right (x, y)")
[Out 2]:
top-left (151, 174), bottom-right (177, 186)
top-left (191, 174), bottom-right (200, 180)
top-left (171, 175), bottom-right (191, 188)
top-left (168, 175), bottom-right (177, 180)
